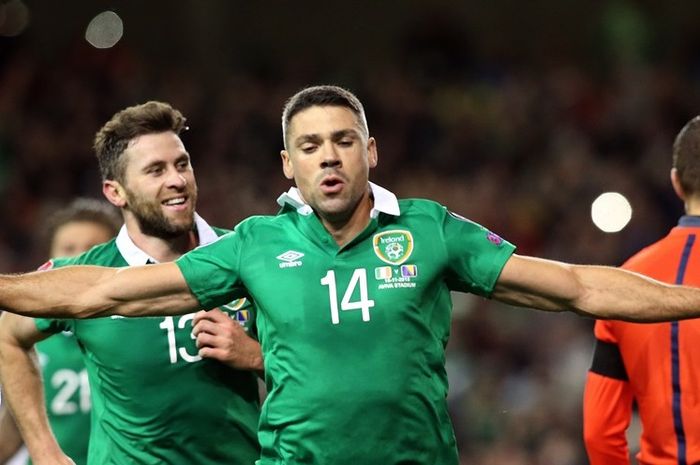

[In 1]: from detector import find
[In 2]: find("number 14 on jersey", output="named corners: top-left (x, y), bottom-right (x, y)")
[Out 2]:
top-left (320, 269), bottom-right (376, 324)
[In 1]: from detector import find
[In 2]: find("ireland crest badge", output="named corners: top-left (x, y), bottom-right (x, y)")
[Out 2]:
top-left (372, 230), bottom-right (414, 265)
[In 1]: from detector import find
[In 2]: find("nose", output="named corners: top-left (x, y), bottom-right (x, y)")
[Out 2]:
top-left (320, 143), bottom-right (341, 169)
top-left (166, 167), bottom-right (187, 189)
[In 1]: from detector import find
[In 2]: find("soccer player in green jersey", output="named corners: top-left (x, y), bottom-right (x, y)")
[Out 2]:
top-left (0, 102), bottom-right (262, 465)
top-left (0, 198), bottom-right (121, 465)
top-left (4, 86), bottom-right (700, 465)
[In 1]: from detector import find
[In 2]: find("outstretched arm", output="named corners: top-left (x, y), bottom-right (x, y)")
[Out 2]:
top-left (0, 313), bottom-right (75, 465)
top-left (0, 262), bottom-right (199, 319)
top-left (493, 254), bottom-right (699, 322)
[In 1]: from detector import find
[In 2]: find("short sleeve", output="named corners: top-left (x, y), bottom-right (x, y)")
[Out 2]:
top-left (594, 319), bottom-right (618, 343)
top-left (442, 210), bottom-right (516, 296)
top-left (176, 231), bottom-right (246, 310)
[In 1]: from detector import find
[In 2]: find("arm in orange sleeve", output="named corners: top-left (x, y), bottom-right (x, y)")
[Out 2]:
top-left (583, 338), bottom-right (634, 465)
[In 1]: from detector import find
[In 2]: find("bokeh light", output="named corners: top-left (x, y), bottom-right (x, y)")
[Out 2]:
top-left (591, 192), bottom-right (633, 233)
top-left (0, 0), bottom-right (30, 37)
top-left (85, 11), bottom-right (123, 49)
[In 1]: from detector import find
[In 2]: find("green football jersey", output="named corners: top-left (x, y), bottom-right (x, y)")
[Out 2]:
top-left (176, 184), bottom-right (516, 465)
top-left (30, 334), bottom-right (90, 465)
top-left (35, 216), bottom-right (260, 465)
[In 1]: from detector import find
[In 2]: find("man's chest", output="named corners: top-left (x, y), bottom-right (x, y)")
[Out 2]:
top-left (245, 228), bottom-right (443, 333)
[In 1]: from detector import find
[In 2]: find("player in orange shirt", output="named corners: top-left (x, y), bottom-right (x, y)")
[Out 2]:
top-left (584, 115), bottom-right (700, 465)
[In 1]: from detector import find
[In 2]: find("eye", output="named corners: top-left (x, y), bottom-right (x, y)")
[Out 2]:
top-left (338, 139), bottom-right (353, 147)
top-left (147, 166), bottom-right (164, 176)
top-left (176, 160), bottom-right (190, 171)
top-left (301, 145), bottom-right (317, 154)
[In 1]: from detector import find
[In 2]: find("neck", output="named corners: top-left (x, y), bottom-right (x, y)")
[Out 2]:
top-left (686, 197), bottom-right (700, 216)
top-left (123, 216), bottom-right (198, 262)
top-left (320, 190), bottom-right (374, 247)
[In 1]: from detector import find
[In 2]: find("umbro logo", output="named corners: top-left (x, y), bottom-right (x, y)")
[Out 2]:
top-left (277, 250), bottom-right (304, 269)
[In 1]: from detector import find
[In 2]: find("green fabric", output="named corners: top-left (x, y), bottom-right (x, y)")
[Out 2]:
top-left (177, 198), bottom-right (515, 465)
top-left (35, 233), bottom-right (260, 465)
top-left (28, 334), bottom-right (90, 465)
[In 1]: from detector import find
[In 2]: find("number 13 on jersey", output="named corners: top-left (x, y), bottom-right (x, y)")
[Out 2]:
top-left (320, 269), bottom-right (375, 324)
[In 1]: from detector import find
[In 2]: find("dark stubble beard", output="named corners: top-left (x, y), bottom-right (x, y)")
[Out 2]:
top-left (125, 188), bottom-right (197, 240)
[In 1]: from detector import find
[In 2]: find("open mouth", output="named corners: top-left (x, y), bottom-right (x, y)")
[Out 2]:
top-left (320, 176), bottom-right (344, 194)
top-left (162, 196), bottom-right (188, 209)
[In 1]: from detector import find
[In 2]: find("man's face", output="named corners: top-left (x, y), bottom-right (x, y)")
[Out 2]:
top-left (51, 221), bottom-right (114, 257)
top-left (281, 105), bottom-right (377, 223)
top-left (119, 131), bottom-right (198, 239)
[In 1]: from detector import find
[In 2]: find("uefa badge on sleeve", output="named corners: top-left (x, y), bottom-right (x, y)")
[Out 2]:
top-left (37, 260), bottom-right (55, 271)
top-left (486, 231), bottom-right (504, 246)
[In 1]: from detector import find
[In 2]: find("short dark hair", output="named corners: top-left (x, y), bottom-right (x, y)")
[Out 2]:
top-left (93, 101), bottom-right (187, 182)
top-left (281, 85), bottom-right (368, 148)
top-left (673, 116), bottom-right (700, 195)
top-left (42, 197), bottom-right (121, 254)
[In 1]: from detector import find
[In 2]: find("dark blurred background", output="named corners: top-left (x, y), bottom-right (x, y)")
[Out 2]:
top-left (3, 1), bottom-right (700, 463)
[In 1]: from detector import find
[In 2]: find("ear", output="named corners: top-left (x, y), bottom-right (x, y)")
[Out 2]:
top-left (671, 168), bottom-right (686, 202)
top-left (367, 137), bottom-right (378, 169)
top-left (281, 150), bottom-right (294, 180)
top-left (103, 180), bottom-right (127, 208)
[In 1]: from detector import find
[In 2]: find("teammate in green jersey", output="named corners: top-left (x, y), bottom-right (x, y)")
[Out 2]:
top-left (4, 86), bottom-right (700, 465)
top-left (0, 198), bottom-right (120, 465)
top-left (0, 102), bottom-right (262, 465)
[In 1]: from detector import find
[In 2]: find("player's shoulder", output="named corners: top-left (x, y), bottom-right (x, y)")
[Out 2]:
top-left (397, 198), bottom-right (479, 225)
top-left (622, 233), bottom-right (678, 271)
top-left (211, 225), bottom-right (232, 237)
top-left (397, 198), bottom-right (448, 217)
top-left (46, 239), bottom-right (120, 269)
top-left (235, 213), bottom-right (293, 233)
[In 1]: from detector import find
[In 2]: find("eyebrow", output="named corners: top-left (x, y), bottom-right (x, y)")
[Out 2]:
top-left (294, 129), bottom-right (361, 146)
top-left (141, 152), bottom-right (190, 171)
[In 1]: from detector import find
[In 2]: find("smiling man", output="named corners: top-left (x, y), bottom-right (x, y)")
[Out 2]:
top-left (0, 102), bottom-right (261, 465)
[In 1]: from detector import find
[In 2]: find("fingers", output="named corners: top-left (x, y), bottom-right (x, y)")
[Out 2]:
top-left (194, 322), bottom-right (244, 348)
top-left (206, 308), bottom-right (228, 321)
top-left (198, 331), bottom-right (263, 371)
top-left (193, 308), bottom-right (226, 325)
top-left (192, 318), bottom-right (219, 337)
top-left (198, 346), bottom-right (227, 363)
top-left (195, 332), bottom-right (220, 349)
top-left (191, 308), bottom-right (261, 370)
top-left (192, 310), bottom-right (208, 325)
top-left (192, 309), bottom-right (238, 337)
top-left (196, 333), bottom-right (234, 364)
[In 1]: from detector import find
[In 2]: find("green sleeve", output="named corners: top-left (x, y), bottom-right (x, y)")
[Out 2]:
top-left (176, 231), bottom-right (246, 310)
top-left (441, 209), bottom-right (516, 296)
top-left (34, 317), bottom-right (72, 334)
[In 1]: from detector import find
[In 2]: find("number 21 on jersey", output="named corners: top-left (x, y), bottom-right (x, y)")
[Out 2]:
top-left (321, 269), bottom-right (375, 324)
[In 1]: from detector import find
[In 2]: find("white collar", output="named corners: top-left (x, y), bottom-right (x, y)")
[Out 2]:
top-left (276, 181), bottom-right (400, 218)
top-left (115, 213), bottom-right (217, 266)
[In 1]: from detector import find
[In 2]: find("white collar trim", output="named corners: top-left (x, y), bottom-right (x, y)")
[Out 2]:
top-left (115, 213), bottom-right (217, 266)
top-left (276, 182), bottom-right (400, 218)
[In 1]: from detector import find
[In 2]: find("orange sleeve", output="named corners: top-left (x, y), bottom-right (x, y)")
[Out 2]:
top-left (583, 370), bottom-right (634, 465)
top-left (594, 319), bottom-right (617, 343)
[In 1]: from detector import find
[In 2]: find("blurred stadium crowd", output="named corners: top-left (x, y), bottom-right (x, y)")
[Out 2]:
top-left (3, 1), bottom-right (700, 464)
